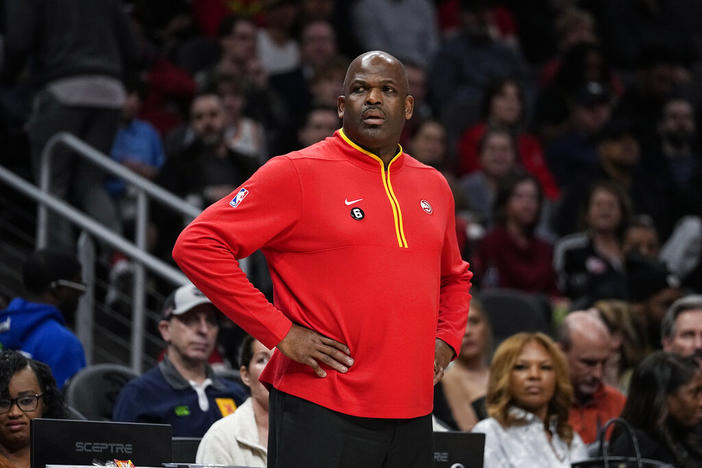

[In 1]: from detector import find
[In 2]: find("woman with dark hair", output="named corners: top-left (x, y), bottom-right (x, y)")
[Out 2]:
top-left (472, 332), bottom-right (587, 467)
top-left (197, 334), bottom-right (272, 467)
top-left (610, 352), bottom-right (702, 467)
top-left (553, 180), bottom-right (631, 308)
top-left (0, 350), bottom-right (66, 468)
top-left (434, 300), bottom-right (492, 430)
top-left (472, 173), bottom-right (559, 294)
top-left (456, 78), bottom-right (560, 200)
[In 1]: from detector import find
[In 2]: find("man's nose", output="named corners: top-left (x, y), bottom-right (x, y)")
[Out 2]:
top-left (366, 87), bottom-right (382, 104)
top-left (591, 362), bottom-right (604, 380)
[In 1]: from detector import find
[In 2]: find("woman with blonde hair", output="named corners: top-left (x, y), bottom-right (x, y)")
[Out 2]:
top-left (472, 332), bottom-right (587, 467)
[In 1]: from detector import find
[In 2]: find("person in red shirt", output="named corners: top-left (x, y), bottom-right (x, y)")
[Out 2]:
top-left (173, 50), bottom-right (472, 467)
top-left (558, 311), bottom-right (626, 444)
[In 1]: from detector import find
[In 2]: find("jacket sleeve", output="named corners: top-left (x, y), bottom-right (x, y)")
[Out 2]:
top-left (435, 184), bottom-right (472, 358)
top-left (173, 156), bottom-right (302, 349)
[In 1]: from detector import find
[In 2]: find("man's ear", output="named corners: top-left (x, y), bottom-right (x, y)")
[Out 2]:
top-left (404, 95), bottom-right (415, 121)
top-left (158, 320), bottom-right (171, 344)
top-left (337, 95), bottom-right (345, 119)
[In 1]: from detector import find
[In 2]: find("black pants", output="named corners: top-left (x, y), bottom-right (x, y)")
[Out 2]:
top-left (268, 388), bottom-right (433, 468)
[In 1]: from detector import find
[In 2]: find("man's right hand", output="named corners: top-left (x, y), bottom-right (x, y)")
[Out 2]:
top-left (276, 324), bottom-right (354, 378)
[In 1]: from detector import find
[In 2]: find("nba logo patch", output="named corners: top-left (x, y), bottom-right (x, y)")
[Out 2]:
top-left (229, 188), bottom-right (249, 208)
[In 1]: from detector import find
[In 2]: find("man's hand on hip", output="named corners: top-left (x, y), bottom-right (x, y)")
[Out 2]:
top-left (433, 338), bottom-right (455, 385)
top-left (277, 324), bottom-right (354, 378)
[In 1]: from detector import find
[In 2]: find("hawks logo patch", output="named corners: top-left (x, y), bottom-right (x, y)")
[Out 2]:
top-left (420, 199), bottom-right (433, 214)
top-left (229, 188), bottom-right (249, 208)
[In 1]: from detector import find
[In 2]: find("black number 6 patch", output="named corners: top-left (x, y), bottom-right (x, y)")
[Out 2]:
top-left (350, 207), bottom-right (365, 220)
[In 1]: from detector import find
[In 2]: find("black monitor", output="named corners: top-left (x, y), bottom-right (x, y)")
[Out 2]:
top-left (433, 431), bottom-right (485, 468)
top-left (171, 437), bottom-right (201, 463)
top-left (31, 418), bottom-right (172, 468)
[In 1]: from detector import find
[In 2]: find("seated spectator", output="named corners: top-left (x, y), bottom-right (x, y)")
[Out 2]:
top-left (557, 311), bottom-right (626, 444)
top-left (257, 0), bottom-right (300, 75)
top-left (106, 78), bottom-right (165, 250)
top-left (610, 352), bottom-right (702, 466)
top-left (216, 75), bottom-right (266, 163)
top-left (591, 299), bottom-right (649, 392)
top-left (554, 118), bottom-right (670, 239)
top-left (434, 300), bottom-right (491, 431)
top-left (535, 43), bottom-right (621, 146)
top-left (472, 332), bottom-right (588, 467)
top-left (459, 127), bottom-right (520, 230)
top-left (538, 8), bottom-right (598, 88)
top-left (0, 249), bottom-right (86, 388)
top-left (472, 173), bottom-right (558, 294)
top-left (0, 350), bottom-right (67, 468)
top-left (622, 214), bottom-right (660, 260)
top-left (112, 283), bottom-right (247, 437)
top-left (296, 104), bottom-right (339, 149)
top-left (457, 78), bottom-right (559, 200)
top-left (661, 295), bottom-right (702, 369)
top-left (627, 257), bottom-right (683, 352)
top-left (428, 1), bottom-right (529, 135)
top-left (543, 80), bottom-right (612, 189)
top-left (156, 93), bottom-right (260, 260)
top-left (553, 181), bottom-right (630, 308)
top-left (196, 335), bottom-right (272, 466)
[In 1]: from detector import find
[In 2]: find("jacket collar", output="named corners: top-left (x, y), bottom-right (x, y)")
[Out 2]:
top-left (335, 129), bottom-right (405, 171)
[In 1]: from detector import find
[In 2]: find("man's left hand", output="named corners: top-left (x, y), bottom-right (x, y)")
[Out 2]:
top-left (433, 338), bottom-right (455, 385)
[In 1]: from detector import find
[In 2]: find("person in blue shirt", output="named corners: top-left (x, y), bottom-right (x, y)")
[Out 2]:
top-left (112, 283), bottom-right (247, 437)
top-left (0, 249), bottom-right (87, 388)
top-left (106, 79), bottom-right (166, 218)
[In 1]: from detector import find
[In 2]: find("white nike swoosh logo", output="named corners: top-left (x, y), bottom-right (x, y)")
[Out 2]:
top-left (345, 198), bottom-right (363, 205)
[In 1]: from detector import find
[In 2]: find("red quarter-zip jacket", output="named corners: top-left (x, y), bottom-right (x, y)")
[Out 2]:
top-left (173, 129), bottom-right (472, 418)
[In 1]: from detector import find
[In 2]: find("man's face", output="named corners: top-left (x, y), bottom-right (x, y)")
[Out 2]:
top-left (663, 309), bottom-right (702, 368)
top-left (660, 99), bottom-right (695, 145)
top-left (300, 21), bottom-right (336, 69)
top-left (159, 304), bottom-right (219, 365)
top-left (338, 53), bottom-right (414, 158)
top-left (298, 109), bottom-right (338, 147)
top-left (565, 330), bottom-right (610, 399)
top-left (222, 20), bottom-right (257, 63)
top-left (190, 95), bottom-right (225, 146)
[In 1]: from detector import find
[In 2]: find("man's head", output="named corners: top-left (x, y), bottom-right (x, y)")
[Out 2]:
top-left (190, 94), bottom-right (226, 146)
top-left (337, 51), bottom-right (414, 161)
top-left (658, 97), bottom-right (696, 149)
top-left (22, 249), bottom-right (85, 323)
top-left (596, 119), bottom-right (641, 170)
top-left (662, 295), bottom-right (702, 368)
top-left (300, 20), bottom-right (337, 70)
top-left (558, 311), bottom-right (611, 401)
top-left (218, 16), bottom-right (257, 65)
top-left (298, 104), bottom-right (339, 147)
top-left (159, 284), bottom-right (219, 367)
top-left (570, 81), bottom-right (612, 136)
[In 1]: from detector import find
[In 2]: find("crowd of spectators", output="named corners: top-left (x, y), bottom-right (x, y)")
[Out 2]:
top-left (3, 0), bottom-right (702, 466)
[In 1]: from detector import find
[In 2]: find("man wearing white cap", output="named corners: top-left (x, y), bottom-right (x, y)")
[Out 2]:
top-left (112, 283), bottom-right (247, 437)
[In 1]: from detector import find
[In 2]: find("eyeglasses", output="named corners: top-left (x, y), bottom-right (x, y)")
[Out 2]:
top-left (49, 279), bottom-right (87, 294)
top-left (0, 393), bottom-right (44, 414)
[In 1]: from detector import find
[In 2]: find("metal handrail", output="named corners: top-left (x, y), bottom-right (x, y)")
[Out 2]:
top-left (0, 165), bottom-right (192, 370)
top-left (36, 132), bottom-right (201, 246)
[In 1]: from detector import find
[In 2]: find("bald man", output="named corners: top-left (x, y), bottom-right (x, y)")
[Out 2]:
top-left (558, 311), bottom-right (626, 444)
top-left (173, 51), bottom-right (472, 467)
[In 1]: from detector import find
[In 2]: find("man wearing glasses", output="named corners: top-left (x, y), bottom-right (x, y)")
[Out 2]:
top-left (0, 249), bottom-right (87, 387)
